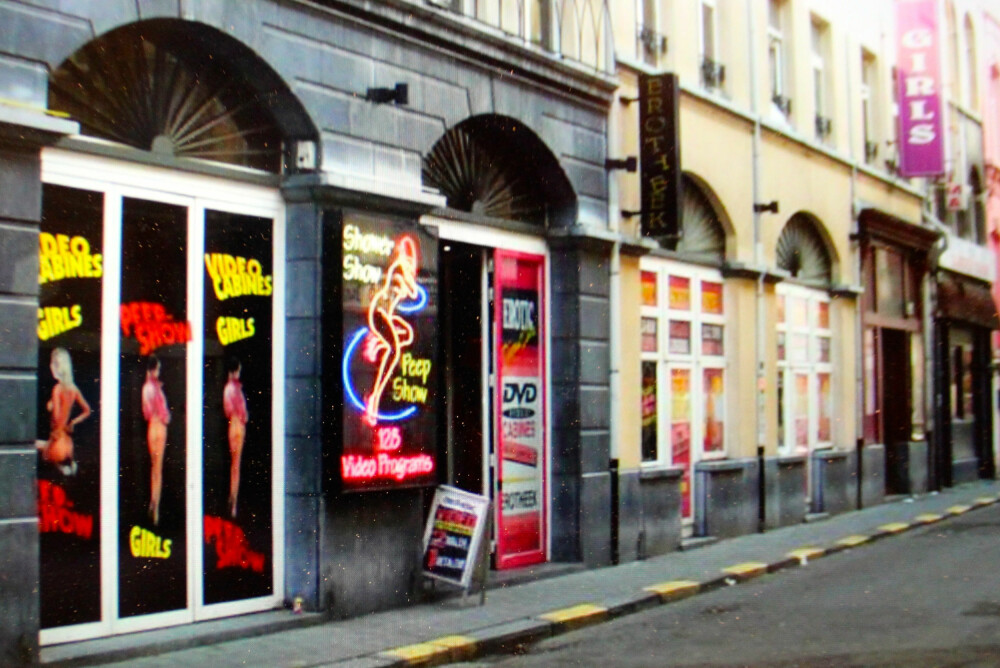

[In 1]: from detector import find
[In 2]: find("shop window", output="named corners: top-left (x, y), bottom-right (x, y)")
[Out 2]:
top-left (639, 263), bottom-right (726, 475)
top-left (776, 284), bottom-right (833, 453)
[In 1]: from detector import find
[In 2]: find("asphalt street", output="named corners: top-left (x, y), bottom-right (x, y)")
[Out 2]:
top-left (469, 503), bottom-right (1000, 668)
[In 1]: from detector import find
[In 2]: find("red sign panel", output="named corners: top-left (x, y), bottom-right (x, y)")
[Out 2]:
top-left (495, 251), bottom-right (546, 569)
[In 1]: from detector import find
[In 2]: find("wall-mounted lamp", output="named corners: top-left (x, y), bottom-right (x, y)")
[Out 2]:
top-left (754, 201), bottom-right (779, 214)
top-left (619, 96), bottom-right (638, 106)
top-left (605, 157), bottom-right (638, 172)
top-left (366, 83), bottom-right (409, 105)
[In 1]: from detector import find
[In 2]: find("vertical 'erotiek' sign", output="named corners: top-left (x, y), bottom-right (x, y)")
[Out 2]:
top-left (638, 72), bottom-right (681, 240)
top-left (896, 0), bottom-right (944, 177)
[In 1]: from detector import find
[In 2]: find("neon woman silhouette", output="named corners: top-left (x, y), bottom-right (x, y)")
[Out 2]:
top-left (142, 355), bottom-right (170, 526)
top-left (363, 236), bottom-right (419, 427)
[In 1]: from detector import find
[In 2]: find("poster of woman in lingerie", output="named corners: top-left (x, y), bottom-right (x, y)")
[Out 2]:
top-left (37, 347), bottom-right (92, 476)
top-left (142, 354), bottom-right (170, 526)
top-left (223, 357), bottom-right (248, 518)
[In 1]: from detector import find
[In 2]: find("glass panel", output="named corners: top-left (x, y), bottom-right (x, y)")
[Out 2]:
top-left (790, 334), bottom-right (809, 362)
top-left (701, 2), bottom-right (715, 58)
top-left (795, 373), bottom-right (809, 448)
top-left (777, 371), bottom-right (785, 445)
top-left (669, 320), bottom-right (691, 355)
top-left (863, 328), bottom-right (879, 442)
top-left (817, 301), bottom-right (829, 329)
top-left (641, 317), bottom-right (658, 353)
top-left (701, 323), bottom-right (724, 355)
top-left (817, 336), bottom-right (831, 363)
top-left (670, 369), bottom-right (692, 517)
top-left (202, 211), bottom-right (274, 604)
top-left (119, 197), bottom-right (190, 617)
top-left (641, 361), bottom-right (658, 462)
top-left (641, 270), bottom-right (658, 306)
top-left (701, 280), bottom-right (723, 314)
top-left (791, 297), bottom-right (808, 327)
top-left (818, 373), bottom-right (831, 442)
top-left (38, 184), bottom-right (104, 629)
top-left (875, 248), bottom-right (905, 318)
top-left (777, 332), bottom-right (786, 361)
top-left (910, 332), bottom-right (925, 439)
top-left (669, 276), bottom-right (691, 310)
top-left (703, 368), bottom-right (724, 453)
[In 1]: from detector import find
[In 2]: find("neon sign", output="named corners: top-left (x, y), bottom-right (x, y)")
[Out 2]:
top-left (39, 232), bottom-right (103, 285)
top-left (120, 301), bottom-right (192, 355)
top-left (332, 216), bottom-right (439, 491)
top-left (38, 304), bottom-right (83, 341)
top-left (204, 253), bottom-right (273, 300)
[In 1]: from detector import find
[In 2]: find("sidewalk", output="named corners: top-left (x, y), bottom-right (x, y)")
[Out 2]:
top-left (44, 480), bottom-right (1000, 668)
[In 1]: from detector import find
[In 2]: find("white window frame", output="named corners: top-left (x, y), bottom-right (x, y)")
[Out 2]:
top-left (640, 259), bottom-right (728, 471)
top-left (776, 283), bottom-right (833, 457)
top-left (699, 0), bottom-right (718, 63)
top-left (38, 147), bottom-right (286, 644)
top-left (768, 0), bottom-right (786, 103)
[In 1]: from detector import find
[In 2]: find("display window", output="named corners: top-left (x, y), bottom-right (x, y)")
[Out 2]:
top-left (776, 283), bottom-right (833, 454)
top-left (38, 149), bottom-right (284, 644)
top-left (639, 259), bottom-right (726, 519)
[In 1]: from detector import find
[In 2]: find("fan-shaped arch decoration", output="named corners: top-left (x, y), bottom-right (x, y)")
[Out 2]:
top-left (49, 23), bottom-right (283, 172)
top-left (661, 175), bottom-right (726, 261)
top-left (776, 215), bottom-right (832, 285)
top-left (422, 116), bottom-right (575, 227)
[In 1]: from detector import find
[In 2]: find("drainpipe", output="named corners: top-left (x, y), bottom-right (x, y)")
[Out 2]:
top-left (608, 80), bottom-right (624, 563)
top-left (746, 0), bottom-right (767, 527)
top-left (846, 27), bottom-right (864, 508)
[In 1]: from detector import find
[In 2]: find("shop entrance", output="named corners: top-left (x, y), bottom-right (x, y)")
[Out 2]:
top-left (38, 150), bottom-right (284, 644)
top-left (437, 232), bottom-right (548, 570)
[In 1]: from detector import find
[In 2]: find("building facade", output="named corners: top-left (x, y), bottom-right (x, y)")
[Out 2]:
top-left (0, 0), bottom-right (619, 662)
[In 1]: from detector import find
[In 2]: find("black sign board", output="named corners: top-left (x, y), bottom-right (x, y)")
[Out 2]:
top-left (323, 213), bottom-right (439, 492)
top-left (422, 486), bottom-right (490, 589)
top-left (638, 72), bottom-right (682, 240)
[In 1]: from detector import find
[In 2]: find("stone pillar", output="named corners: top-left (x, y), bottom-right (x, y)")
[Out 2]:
top-left (0, 108), bottom-right (76, 665)
top-left (549, 236), bottom-right (612, 566)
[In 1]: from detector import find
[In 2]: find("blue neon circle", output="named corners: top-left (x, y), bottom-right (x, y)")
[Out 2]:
top-left (342, 326), bottom-right (418, 422)
top-left (397, 284), bottom-right (428, 314)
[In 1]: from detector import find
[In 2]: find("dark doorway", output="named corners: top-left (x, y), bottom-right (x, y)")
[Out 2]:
top-left (882, 328), bottom-right (912, 494)
top-left (440, 242), bottom-right (485, 495)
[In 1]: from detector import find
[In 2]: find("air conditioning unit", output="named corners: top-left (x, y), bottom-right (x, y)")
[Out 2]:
top-left (639, 27), bottom-right (667, 56)
top-left (772, 94), bottom-right (792, 116)
top-left (701, 58), bottom-right (726, 89)
top-left (815, 115), bottom-right (832, 138)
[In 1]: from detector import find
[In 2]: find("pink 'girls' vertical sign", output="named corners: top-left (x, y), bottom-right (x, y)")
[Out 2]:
top-left (896, 0), bottom-right (945, 177)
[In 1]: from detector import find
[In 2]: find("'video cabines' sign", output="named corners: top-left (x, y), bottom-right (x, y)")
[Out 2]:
top-left (324, 213), bottom-right (439, 492)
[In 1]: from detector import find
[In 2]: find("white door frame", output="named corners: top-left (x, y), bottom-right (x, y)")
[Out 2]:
top-left (39, 148), bottom-right (286, 644)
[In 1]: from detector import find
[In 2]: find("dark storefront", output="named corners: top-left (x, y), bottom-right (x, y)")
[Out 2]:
top-left (858, 209), bottom-right (937, 496)
top-left (933, 272), bottom-right (999, 486)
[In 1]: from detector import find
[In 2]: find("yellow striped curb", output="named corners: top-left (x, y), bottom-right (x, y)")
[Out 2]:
top-left (787, 547), bottom-right (825, 563)
top-left (974, 496), bottom-right (996, 505)
top-left (877, 522), bottom-right (910, 533)
top-left (538, 603), bottom-right (608, 630)
top-left (915, 513), bottom-right (943, 524)
top-left (836, 535), bottom-right (870, 547)
top-left (643, 580), bottom-right (700, 601)
top-left (722, 562), bottom-right (768, 580)
top-left (427, 635), bottom-right (477, 661)
top-left (947, 504), bottom-right (972, 514)
top-left (381, 642), bottom-right (449, 666)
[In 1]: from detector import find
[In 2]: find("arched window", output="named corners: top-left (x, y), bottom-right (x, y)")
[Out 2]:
top-left (775, 215), bottom-right (834, 455)
top-left (48, 22), bottom-right (294, 172)
top-left (422, 115), bottom-right (576, 227)
top-left (776, 214), bottom-right (833, 286)
top-left (659, 174), bottom-right (726, 262)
